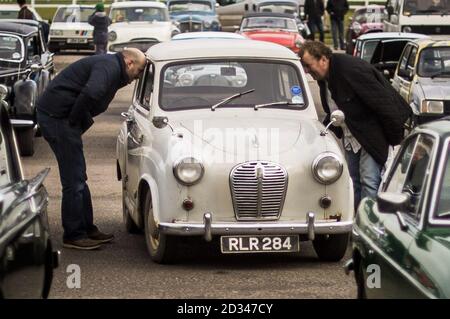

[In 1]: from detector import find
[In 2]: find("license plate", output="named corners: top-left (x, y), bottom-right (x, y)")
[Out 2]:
top-left (220, 235), bottom-right (299, 254)
top-left (67, 38), bottom-right (87, 44)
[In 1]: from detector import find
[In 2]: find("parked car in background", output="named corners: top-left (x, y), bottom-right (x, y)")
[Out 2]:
top-left (0, 21), bottom-right (54, 156)
top-left (353, 32), bottom-right (429, 79)
top-left (392, 39), bottom-right (450, 129)
top-left (345, 5), bottom-right (385, 55)
top-left (0, 101), bottom-right (59, 298)
top-left (116, 39), bottom-right (353, 264)
top-left (108, 1), bottom-right (179, 53)
top-left (0, 4), bottom-right (44, 22)
top-left (346, 118), bottom-right (450, 298)
top-left (48, 5), bottom-right (95, 53)
top-left (172, 31), bottom-right (246, 40)
top-left (384, 0), bottom-right (450, 36)
top-left (238, 13), bottom-right (304, 54)
top-left (167, 0), bottom-right (221, 33)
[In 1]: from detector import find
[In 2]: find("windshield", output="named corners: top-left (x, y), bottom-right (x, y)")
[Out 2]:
top-left (169, 1), bottom-right (213, 13)
top-left (258, 3), bottom-right (298, 15)
top-left (0, 10), bottom-right (19, 20)
top-left (53, 7), bottom-right (95, 23)
top-left (160, 61), bottom-right (305, 110)
top-left (436, 143), bottom-right (450, 219)
top-left (242, 17), bottom-right (297, 31)
top-left (418, 47), bottom-right (450, 77)
top-left (353, 7), bottom-right (386, 23)
top-left (0, 34), bottom-right (23, 64)
top-left (403, 0), bottom-right (450, 15)
top-left (361, 41), bottom-right (379, 62)
top-left (110, 7), bottom-right (169, 22)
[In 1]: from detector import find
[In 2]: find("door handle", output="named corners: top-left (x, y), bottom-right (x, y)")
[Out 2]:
top-left (121, 112), bottom-right (134, 123)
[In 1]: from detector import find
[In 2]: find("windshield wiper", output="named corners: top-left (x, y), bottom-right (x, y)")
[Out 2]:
top-left (430, 70), bottom-right (450, 79)
top-left (211, 89), bottom-right (255, 111)
top-left (254, 101), bottom-right (303, 110)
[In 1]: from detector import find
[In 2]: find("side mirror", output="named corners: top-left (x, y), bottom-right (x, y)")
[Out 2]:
top-left (320, 110), bottom-right (345, 136)
top-left (377, 192), bottom-right (410, 231)
top-left (398, 68), bottom-right (413, 81)
top-left (152, 116), bottom-right (169, 129)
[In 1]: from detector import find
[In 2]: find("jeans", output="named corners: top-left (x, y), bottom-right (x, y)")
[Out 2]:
top-left (330, 18), bottom-right (345, 49)
top-left (345, 148), bottom-right (383, 212)
top-left (37, 110), bottom-right (96, 241)
top-left (95, 42), bottom-right (107, 55)
top-left (307, 18), bottom-right (324, 42)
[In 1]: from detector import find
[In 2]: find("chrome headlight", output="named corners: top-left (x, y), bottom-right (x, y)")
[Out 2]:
top-left (50, 30), bottom-right (63, 36)
top-left (295, 38), bottom-right (303, 48)
top-left (108, 31), bottom-right (117, 42)
top-left (173, 157), bottom-right (204, 186)
top-left (178, 73), bottom-right (194, 86)
top-left (204, 21), bottom-right (212, 28)
top-left (312, 153), bottom-right (343, 185)
top-left (352, 22), bottom-right (362, 34)
top-left (420, 100), bottom-right (444, 114)
top-left (0, 84), bottom-right (9, 100)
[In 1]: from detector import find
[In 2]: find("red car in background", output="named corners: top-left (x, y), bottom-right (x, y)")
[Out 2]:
top-left (238, 13), bottom-right (304, 54)
top-left (345, 5), bottom-right (386, 55)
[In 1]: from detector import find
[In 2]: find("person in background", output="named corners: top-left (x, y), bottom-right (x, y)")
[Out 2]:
top-left (17, 0), bottom-right (35, 20)
top-left (326, 0), bottom-right (349, 50)
top-left (88, 3), bottom-right (112, 55)
top-left (304, 0), bottom-right (325, 42)
top-left (299, 41), bottom-right (411, 211)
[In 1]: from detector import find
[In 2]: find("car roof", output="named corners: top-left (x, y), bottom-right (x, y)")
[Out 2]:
top-left (172, 32), bottom-right (246, 40)
top-left (0, 22), bottom-right (36, 36)
top-left (111, 1), bottom-right (167, 8)
top-left (0, 19), bottom-right (40, 28)
top-left (414, 39), bottom-right (450, 49)
top-left (358, 32), bottom-right (430, 41)
top-left (147, 39), bottom-right (299, 61)
top-left (243, 12), bottom-right (296, 19)
top-left (418, 117), bottom-right (450, 138)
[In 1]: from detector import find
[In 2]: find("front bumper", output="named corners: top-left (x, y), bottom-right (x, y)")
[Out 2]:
top-left (159, 212), bottom-right (353, 242)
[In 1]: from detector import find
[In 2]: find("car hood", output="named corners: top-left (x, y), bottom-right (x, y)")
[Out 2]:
top-left (50, 22), bottom-right (93, 30)
top-left (418, 77), bottom-right (450, 100)
top-left (242, 30), bottom-right (298, 47)
top-left (169, 111), bottom-right (306, 157)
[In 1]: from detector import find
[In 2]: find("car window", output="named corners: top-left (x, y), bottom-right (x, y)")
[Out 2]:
top-left (169, 1), bottom-right (213, 13)
top-left (0, 34), bottom-right (23, 64)
top-left (53, 7), bottom-right (96, 23)
top-left (160, 61), bottom-right (305, 110)
top-left (27, 36), bottom-right (38, 58)
top-left (258, 3), bottom-right (298, 15)
top-left (435, 142), bottom-right (450, 219)
top-left (141, 64), bottom-right (154, 110)
top-left (0, 128), bottom-right (11, 187)
top-left (418, 47), bottom-right (450, 78)
top-left (110, 7), bottom-right (169, 23)
top-left (407, 46), bottom-right (418, 72)
top-left (361, 40), bottom-right (379, 62)
top-left (386, 136), bottom-right (418, 194)
top-left (398, 44), bottom-right (413, 74)
top-left (241, 17), bottom-right (297, 31)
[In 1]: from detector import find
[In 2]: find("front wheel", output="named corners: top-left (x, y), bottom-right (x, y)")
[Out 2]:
top-left (16, 128), bottom-right (35, 156)
top-left (143, 191), bottom-right (178, 263)
top-left (313, 233), bottom-right (349, 262)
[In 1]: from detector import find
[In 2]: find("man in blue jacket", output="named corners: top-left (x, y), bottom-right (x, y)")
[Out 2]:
top-left (88, 3), bottom-right (112, 54)
top-left (36, 48), bottom-right (147, 250)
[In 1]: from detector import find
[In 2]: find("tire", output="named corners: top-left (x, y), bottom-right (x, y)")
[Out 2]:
top-left (356, 261), bottom-right (367, 299)
top-left (122, 179), bottom-right (140, 234)
top-left (313, 233), bottom-right (349, 262)
top-left (16, 128), bottom-right (35, 157)
top-left (143, 191), bottom-right (178, 263)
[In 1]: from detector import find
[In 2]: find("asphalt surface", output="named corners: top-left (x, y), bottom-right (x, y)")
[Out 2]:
top-left (22, 54), bottom-right (356, 299)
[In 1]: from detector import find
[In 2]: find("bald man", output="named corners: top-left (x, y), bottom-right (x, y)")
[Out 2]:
top-left (37, 48), bottom-right (146, 250)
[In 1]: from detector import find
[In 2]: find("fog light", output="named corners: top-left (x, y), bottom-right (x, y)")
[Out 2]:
top-left (319, 195), bottom-right (332, 209)
top-left (182, 198), bottom-right (194, 211)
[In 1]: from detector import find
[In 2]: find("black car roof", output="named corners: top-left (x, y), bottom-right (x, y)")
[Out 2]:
top-left (0, 22), bottom-right (37, 36)
top-left (243, 12), bottom-right (296, 19)
top-left (0, 19), bottom-right (40, 28)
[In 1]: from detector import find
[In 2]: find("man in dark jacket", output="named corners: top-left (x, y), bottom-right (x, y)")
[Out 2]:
top-left (88, 3), bottom-right (112, 55)
top-left (326, 0), bottom-right (349, 50)
top-left (304, 0), bottom-right (325, 42)
top-left (36, 48), bottom-right (147, 250)
top-left (299, 41), bottom-right (411, 210)
top-left (17, 0), bottom-right (35, 20)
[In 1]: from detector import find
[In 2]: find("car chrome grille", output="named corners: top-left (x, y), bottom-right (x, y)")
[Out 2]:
top-left (230, 161), bottom-right (288, 221)
top-left (179, 21), bottom-right (203, 33)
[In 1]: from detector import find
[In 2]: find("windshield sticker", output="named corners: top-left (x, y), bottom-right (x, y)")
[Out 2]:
top-left (12, 52), bottom-right (21, 60)
top-left (291, 85), bottom-right (302, 95)
top-left (292, 95), bottom-right (304, 104)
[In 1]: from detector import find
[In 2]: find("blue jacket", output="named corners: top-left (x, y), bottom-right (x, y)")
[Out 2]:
top-left (37, 53), bottom-right (129, 132)
top-left (88, 12), bottom-right (112, 44)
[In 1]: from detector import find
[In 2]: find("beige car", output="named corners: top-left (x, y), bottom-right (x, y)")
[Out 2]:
top-left (116, 39), bottom-right (353, 264)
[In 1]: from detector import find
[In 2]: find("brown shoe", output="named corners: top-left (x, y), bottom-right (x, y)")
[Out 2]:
top-left (63, 238), bottom-right (103, 250)
top-left (87, 229), bottom-right (114, 244)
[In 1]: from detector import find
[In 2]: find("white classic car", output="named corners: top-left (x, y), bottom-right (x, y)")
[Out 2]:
top-left (116, 39), bottom-right (353, 263)
top-left (108, 1), bottom-right (179, 53)
top-left (48, 5), bottom-right (96, 53)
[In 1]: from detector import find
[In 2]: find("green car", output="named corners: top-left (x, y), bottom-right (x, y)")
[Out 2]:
top-left (345, 117), bottom-right (450, 299)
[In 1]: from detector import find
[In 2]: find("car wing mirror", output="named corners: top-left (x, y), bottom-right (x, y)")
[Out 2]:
top-left (377, 192), bottom-right (410, 231)
top-left (320, 110), bottom-right (345, 136)
top-left (152, 116), bottom-right (169, 129)
top-left (398, 69), bottom-right (413, 80)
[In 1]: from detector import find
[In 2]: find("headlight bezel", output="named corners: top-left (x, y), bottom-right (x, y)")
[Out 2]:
top-left (50, 29), bottom-right (63, 36)
top-left (204, 21), bottom-right (212, 28)
top-left (173, 157), bottom-right (205, 186)
top-left (312, 152), bottom-right (344, 185)
top-left (108, 31), bottom-right (117, 42)
top-left (420, 100), bottom-right (444, 114)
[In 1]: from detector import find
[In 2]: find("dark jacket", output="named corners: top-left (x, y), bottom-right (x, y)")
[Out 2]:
top-left (36, 53), bottom-right (129, 133)
top-left (88, 12), bottom-right (112, 44)
top-left (304, 0), bottom-right (325, 21)
top-left (318, 53), bottom-right (411, 166)
top-left (326, 0), bottom-right (349, 20)
top-left (18, 6), bottom-right (35, 20)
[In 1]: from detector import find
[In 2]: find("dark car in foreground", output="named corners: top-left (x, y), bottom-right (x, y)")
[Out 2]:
top-left (0, 21), bottom-right (54, 156)
top-left (345, 117), bottom-right (450, 298)
top-left (0, 101), bottom-right (59, 299)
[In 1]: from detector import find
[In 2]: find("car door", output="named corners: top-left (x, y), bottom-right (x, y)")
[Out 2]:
top-left (38, 26), bottom-right (54, 75)
top-left (366, 134), bottom-right (431, 298)
top-left (393, 43), bottom-right (416, 100)
top-left (370, 39), bottom-right (411, 79)
top-left (126, 63), bottom-right (154, 217)
top-left (216, 0), bottom-right (253, 32)
top-left (0, 107), bottom-right (47, 298)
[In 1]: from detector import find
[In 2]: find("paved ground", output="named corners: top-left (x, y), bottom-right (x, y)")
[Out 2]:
top-left (21, 54), bottom-right (356, 299)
